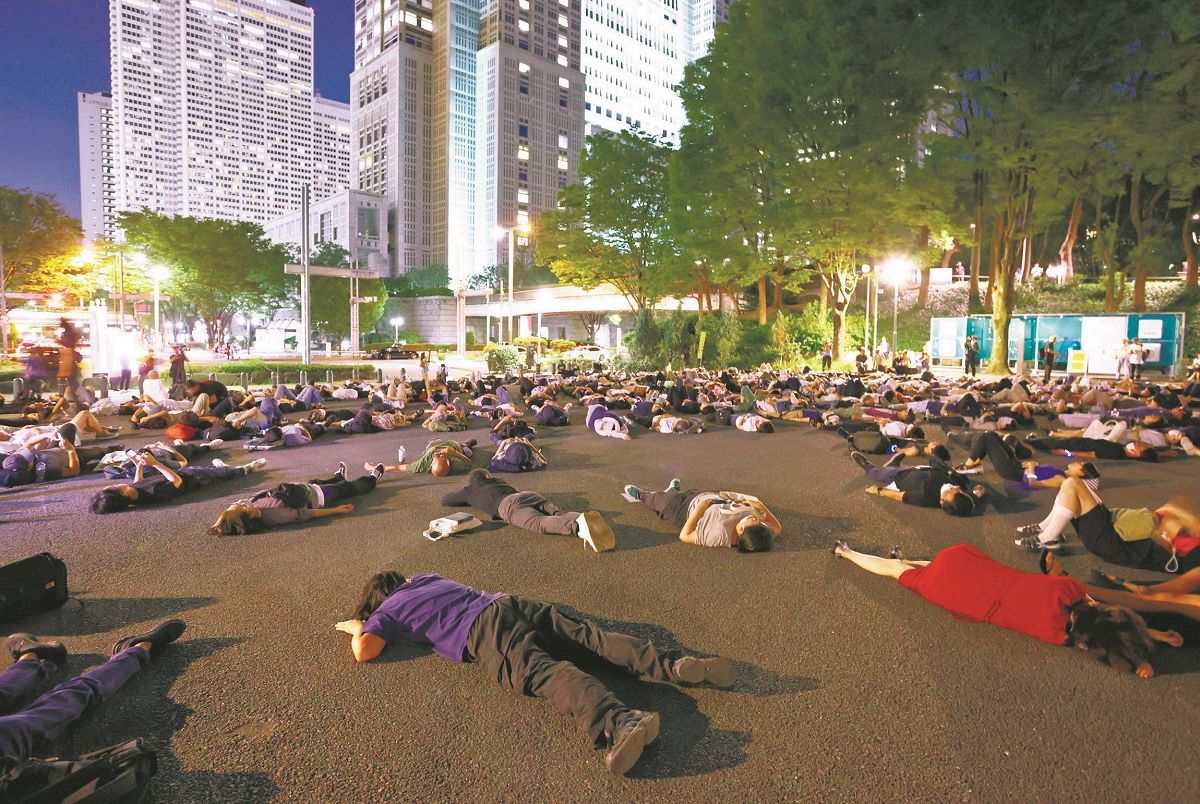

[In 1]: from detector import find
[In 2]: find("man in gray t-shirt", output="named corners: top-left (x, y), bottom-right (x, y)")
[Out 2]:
top-left (620, 479), bottom-right (781, 552)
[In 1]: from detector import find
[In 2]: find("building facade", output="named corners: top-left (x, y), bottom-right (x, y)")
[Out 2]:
top-left (77, 91), bottom-right (116, 244)
top-left (264, 188), bottom-right (390, 270)
top-left (108, 0), bottom-right (316, 224)
top-left (312, 95), bottom-right (353, 201)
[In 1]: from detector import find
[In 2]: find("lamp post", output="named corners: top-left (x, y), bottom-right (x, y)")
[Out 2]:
top-left (860, 264), bottom-right (872, 353)
top-left (880, 257), bottom-right (914, 355)
top-left (149, 263), bottom-right (169, 346)
top-left (391, 316), bottom-right (404, 343)
top-left (535, 288), bottom-right (553, 360)
top-left (496, 224), bottom-right (530, 343)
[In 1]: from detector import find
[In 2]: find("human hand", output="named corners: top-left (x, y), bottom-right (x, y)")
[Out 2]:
top-left (865, 485), bottom-right (880, 495)
top-left (336, 504), bottom-right (354, 513)
top-left (972, 484), bottom-right (985, 497)
top-left (334, 619), bottom-right (363, 636)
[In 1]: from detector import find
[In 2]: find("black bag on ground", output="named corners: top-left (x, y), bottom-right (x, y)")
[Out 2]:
top-left (0, 739), bottom-right (157, 803)
top-left (0, 553), bottom-right (67, 624)
top-left (850, 430), bottom-right (889, 454)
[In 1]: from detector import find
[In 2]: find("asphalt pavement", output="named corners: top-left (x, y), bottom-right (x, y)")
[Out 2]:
top-left (2, 400), bottom-right (1198, 802)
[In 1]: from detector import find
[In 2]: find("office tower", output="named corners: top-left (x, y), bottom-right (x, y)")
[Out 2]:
top-left (108, 0), bottom-right (316, 224)
top-left (685, 0), bottom-right (728, 63)
top-left (312, 95), bottom-right (353, 201)
top-left (475, 0), bottom-right (584, 272)
top-left (77, 91), bottom-right (116, 244)
top-left (350, 0), bottom-right (583, 283)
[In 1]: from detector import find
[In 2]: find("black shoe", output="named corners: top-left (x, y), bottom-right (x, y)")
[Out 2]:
top-left (370, 463), bottom-right (385, 480)
top-left (111, 619), bottom-right (186, 657)
top-left (850, 451), bottom-right (871, 471)
top-left (888, 545), bottom-right (903, 560)
top-left (605, 710), bottom-right (660, 777)
top-left (4, 633), bottom-right (67, 666)
top-left (833, 539), bottom-right (849, 555)
top-left (463, 438), bottom-right (478, 449)
top-left (334, 461), bottom-right (347, 481)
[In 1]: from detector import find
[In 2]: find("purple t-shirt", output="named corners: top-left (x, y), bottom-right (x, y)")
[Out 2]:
top-left (361, 573), bottom-right (505, 662)
top-left (1020, 464), bottom-right (1063, 490)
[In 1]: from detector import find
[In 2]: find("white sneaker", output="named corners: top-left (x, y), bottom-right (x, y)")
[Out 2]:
top-left (207, 438), bottom-right (225, 448)
top-left (243, 458), bottom-right (267, 472)
top-left (576, 511), bottom-right (616, 552)
top-left (211, 458), bottom-right (228, 468)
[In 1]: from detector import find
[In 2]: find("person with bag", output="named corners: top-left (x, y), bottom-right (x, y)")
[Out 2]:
top-left (440, 468), bottom-right (616, 551)
top-left (206, 462), bottom-right (383, 535)
top-left (487, 436), bottom-right (546, 473)
top-left (0, 620), bottom-right (186, 767)
top-left (335, 572), bottom-right (735, 776)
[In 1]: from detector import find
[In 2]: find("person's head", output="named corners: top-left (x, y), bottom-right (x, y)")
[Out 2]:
top-left (1067, 600), bottom-right (1155, 676)
top-left (908, 425), bottom-right (925, 439)
top-left (354, 570), bottom-right (407, 620)
top-left (754, 419), bottom-right (774, 433)
top-left (1165, 429), bottom-right (1183, 445)
top-left (262, 426), bottom-right (284, 444)
top-left (186, 380), bottom-right (201, 395)
top-left (928, 442), bottom-right (951, 462)
top-left (1124, 441), bottom-right (1158, 461)
top-left (147, 369), bottom-right (160, 379)
top-left (206, 503), bottom-right (266, 536)
top-left (940, 487), bottom-right (976, 517)
top-left (57, 423), bottom-right (77, 445)
top-left (467, 467), bottom-right (493, 484)
top-left (430, 450), bottom-right (452, 477)
top-left (90, 485), bottom-right (137, 514)
top-left (1066, 461), bottom-right (1100, 480)
top-left (733, 517), bottom-right (774, 553)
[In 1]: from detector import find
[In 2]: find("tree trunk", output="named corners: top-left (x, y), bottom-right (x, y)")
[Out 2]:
top-left (969, 172), bottom-right (984, 310)
top-left (757, 275), bottom-right (767, 325)
top-left (772, 262), bottom-right (785, 312)
top-left (1059, 196), bottom-right (1082, 280)
top-left (1185, 200), bottom-right (1197, 288)
top-left (818, 276), bottom-right (829, 313)
top-left (830, 273), bottom-right (852, 358)
top-left (985, 212), bottom-right (1003, 312)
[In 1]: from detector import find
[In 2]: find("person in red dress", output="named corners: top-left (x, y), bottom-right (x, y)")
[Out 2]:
top-left (832, 541), bottom-right (1171, 677)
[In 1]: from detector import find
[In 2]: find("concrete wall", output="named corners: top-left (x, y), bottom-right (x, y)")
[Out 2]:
top-left (378, 296), bottom-right (458, 344)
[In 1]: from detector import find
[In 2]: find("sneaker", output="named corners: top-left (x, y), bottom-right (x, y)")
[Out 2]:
top-left (463, 438), bottom-right (478, 449)
top-left (4, 633), bottom-right (67, 666)
top-left (105, 426), bottom-right (121, 434)
top-left (1015, 523), bottom-right (1043, 536)
top-left (563, 403), bottom-right (573, 414)
top-left (622, 484), bottom-right (644, 503)
top-left (211, 458), bottom-right (229, 468)
top-left (954, 464), bottom-right (983, 474)
top-left (888, 545), bottom-right (903, 560)
top-left (671, 656), bottom-right (735, 689)
top-left (605, 710), bottom-right (660, 777)
top-left (370, 463), bottom-right (385, 480)
top-left (111, 619), bottom-right (186, 657)
top-left (576, 511), bottom-right (616, 552)
top-left (1015, 534), bottom-right (1062, 551)
top-left (334, 461), bottom-right (347, 481)
top-left (207, 438), bottom-right (225, 448)
top-left (832, 539), bottom-right (850, 555)
top-left (665, 478), bottom-right (681, 493)
top-left (173, 439), bottom-right (186, 446)
top-left (850, 451), bottom-right (871, 471)
top-left (242, 458), bottom-right (267, 472)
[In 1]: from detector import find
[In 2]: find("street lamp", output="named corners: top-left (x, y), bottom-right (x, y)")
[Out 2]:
top-left (390, 316), bottom-right (404, 343)
top-left (496, 223), bottom-right (530, 343)
top-left (880, 256), bottom-right (914, 355)
top-left (148, 263), bottom-right (169, 346)
top-left (860, 264), bottom-right (873, 354)
top-left (536, 288), bottom-right (553, 360)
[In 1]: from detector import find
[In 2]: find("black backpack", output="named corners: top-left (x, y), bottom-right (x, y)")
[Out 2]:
top-left (850, 430), bottom-right (889, 454)
top-left (257, 482), bottom-right (311, 509)
top-left (0, 739), bottom-right (156, 803)
top-left (0, 554), bottom-right (67, 624)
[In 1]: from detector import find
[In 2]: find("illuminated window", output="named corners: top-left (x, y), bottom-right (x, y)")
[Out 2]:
top-left (518, 19), bottom-right (529, 32)
top-left (518, 145), bottom-right (530, 161)
top-left (558, 14), bottom-right (568, 27)
top-left (558, 134), bottom-right (568, 149)
top-left (558, 77), bottom-right (569, 88)
top-left (557, 55), bottom-right (568, 66)
top-left (557, 155), bottom-right (568, 170)
top-left (516, 210), bottom-right (529, 226)
top-left (517, 188), bottom-right (529, 203)
top-left (518, 61), bottom-right (530, 73)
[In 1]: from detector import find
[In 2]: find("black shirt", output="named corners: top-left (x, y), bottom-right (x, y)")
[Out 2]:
top-left (197, 380), bottom-right (229, 401)
top-left (130, 473), bottom-right (195, 506)
top-left (440, 475), bottom-right (519, 519)
top-left (892, 457), bottom-right (970, 508)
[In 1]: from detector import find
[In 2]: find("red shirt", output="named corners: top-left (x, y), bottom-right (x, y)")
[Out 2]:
top-left (898, 544), bottom-right (1085, 645)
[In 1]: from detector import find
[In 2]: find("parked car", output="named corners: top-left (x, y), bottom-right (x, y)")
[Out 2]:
top-left (370, 344), bottom-right (419, 360)
top-left (560, 344), bottom-right (609, 363)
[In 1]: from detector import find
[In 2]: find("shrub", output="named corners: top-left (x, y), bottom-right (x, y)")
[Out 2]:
top-left (465, 330), bottom-right (477, 348)
top-left (486, 344), bottom-right (522, 373)
top-left (549, 338), bottom-right (576, 352)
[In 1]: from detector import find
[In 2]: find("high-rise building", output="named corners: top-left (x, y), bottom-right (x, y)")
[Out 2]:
top-left (108, 0), bottom-right (316, 224)
top-left (475, 0), bottom-right (584, 270)
top-left (312, 95), bottom-right (353, 201)
top-left (77, 91), bottom-right (116, 244)
top-left (580, 0), bottom-right (728, 144)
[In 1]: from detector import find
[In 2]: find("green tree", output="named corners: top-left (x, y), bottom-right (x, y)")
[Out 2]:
top-left (117, 211), bottom-right (292, 345)
top-left (537, 126), bottom-right (677, 312)
top-left (307, 241), bottom-right (388, 341)
top-left (0, 186), bottom-right (80, 295)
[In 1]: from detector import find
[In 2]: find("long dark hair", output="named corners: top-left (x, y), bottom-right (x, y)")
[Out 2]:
top-left (354, 571), bottom-right (407, 621)
top-left (91, 488), bottom-right (133, 514)
top-left (1067, 601), bottom-right (1155, 673)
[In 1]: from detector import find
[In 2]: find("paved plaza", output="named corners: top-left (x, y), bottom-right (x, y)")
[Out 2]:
top-left (2, 398), bottom-right (1199, 802)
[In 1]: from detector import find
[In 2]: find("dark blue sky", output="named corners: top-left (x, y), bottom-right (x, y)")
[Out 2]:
top-left (0, 0), bottom-right (354, 218)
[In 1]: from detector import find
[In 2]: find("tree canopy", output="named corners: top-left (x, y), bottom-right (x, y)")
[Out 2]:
top-left (0, 185), bottom-right (80, 293)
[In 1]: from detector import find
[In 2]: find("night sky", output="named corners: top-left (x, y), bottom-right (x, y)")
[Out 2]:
top-left (0, 0), bottom-right (354, 218)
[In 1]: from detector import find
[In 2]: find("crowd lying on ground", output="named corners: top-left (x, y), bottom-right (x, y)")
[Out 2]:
top-left (6, 356), bottom-right (1200, 779)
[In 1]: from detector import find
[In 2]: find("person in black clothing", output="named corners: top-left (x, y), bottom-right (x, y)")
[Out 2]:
top-left (963, 335), bottom-right (979, 377)
top-left (1026, 435), bottom-right (1164, 462)
top-left (1041, 337), bottom-right (1058, 384)
top-left (187, 378), bottom-right (228, 402)
top-left (851, 446), bottom-right (983, 516)
top-left (440, 468), bottom-right (616, 552)
top-left (947, 431), bottom-right (1031, 481)
top-left (89, 452), bottom-right (266, 513)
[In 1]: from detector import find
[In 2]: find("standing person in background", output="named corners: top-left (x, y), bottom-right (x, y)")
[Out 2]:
top-left (169, 346), bottom-right (188, 388)
top-left (1117, 338), bottom-right (1131, 380)
top-left (1129, 338), bottom-right (1146, 380)
top-left (1041, 337), bottom-right (1058, 384)
top-left (116, 352), bottom-right (132, 392)
top-left (138, 351), bottom-right (156, 390)
top-left (963, 335), bottom-right (979, 378)
top-left (821, 341), bottom-right (834, 372)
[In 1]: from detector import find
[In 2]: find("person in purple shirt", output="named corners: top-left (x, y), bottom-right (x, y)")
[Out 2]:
top-left (335, 571), bottom-right (736, 777)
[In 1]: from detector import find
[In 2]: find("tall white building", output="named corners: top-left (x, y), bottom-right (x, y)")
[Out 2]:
top-left (312, 95), bottom-right (353, 201)
top-left (77, 91), bottom-right (116, 244)
top-left (581, 0), bottom-right (727, 144)
top-left (108, 0), bottom-right (316, 224)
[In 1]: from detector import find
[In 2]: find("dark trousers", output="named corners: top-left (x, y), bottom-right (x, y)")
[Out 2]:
top-left (641, 489), bottom-right (699, 529)
top-left (966, 431), bottom-right (1022, 481)
top-left (964, 355), bottom-right (978, 376)
top-left (465, 596), bottom-right (679, 743)
top-left (497, 491), bottom-right (578, 535)
top-left (821, 355), bottom-right (832, 371)
top-left (0, 647), bottom-right (147, 762)
top-left (310, 473), bottom-right (377, 505)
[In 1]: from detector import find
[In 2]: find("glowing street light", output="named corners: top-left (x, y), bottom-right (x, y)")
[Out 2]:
top-left (880, 256), bottom-right (914, 355)
top-left (495, 223), bottom-right (531, 343)
top-left (149, 263), bottom-right (169, 346)
top-left (390, 316), bottom-right (405, 343)
top-left (536, 288), bottom-right (553, 359)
